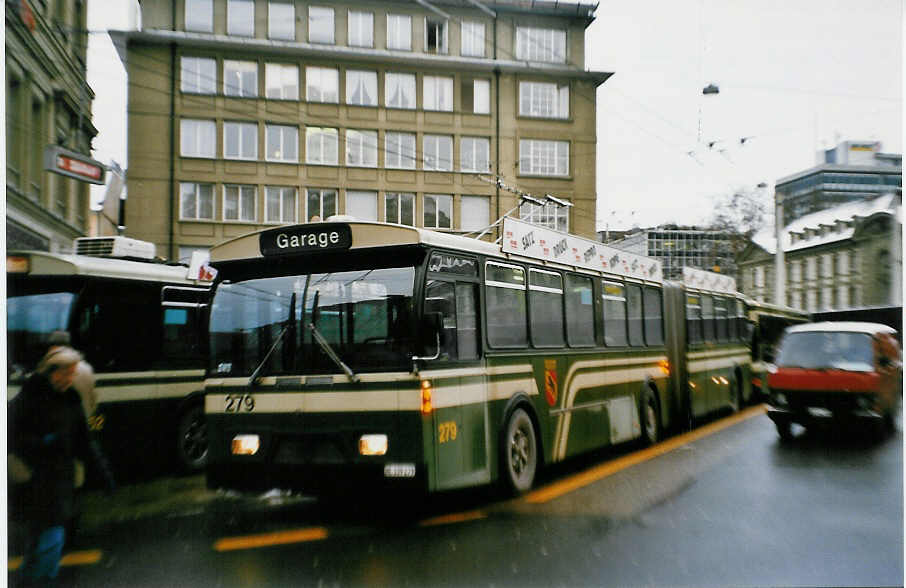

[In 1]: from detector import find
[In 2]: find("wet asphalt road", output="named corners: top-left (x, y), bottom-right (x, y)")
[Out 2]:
top-left (9, 405), bottom-right (903, 587)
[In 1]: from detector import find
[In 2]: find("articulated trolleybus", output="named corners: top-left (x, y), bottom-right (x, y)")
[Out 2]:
top-left (204, 218), bottom-right (751, 496)
top-left (7, 236), bottom-right (212, 477)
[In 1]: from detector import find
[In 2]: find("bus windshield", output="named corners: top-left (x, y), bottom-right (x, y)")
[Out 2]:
top-left (7, 291), bottom-right (76, 377)
top-left (209, 266), bottom-right (415, 377)
top-left (776, 331), bottom-right (875, 372)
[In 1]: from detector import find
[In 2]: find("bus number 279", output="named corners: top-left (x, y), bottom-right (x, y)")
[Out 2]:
top-left (224, 394), bottom-right (255, 413)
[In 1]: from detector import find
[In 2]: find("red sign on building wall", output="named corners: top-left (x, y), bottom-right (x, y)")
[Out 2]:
top-left (44, 145), bottom-right (107, 185)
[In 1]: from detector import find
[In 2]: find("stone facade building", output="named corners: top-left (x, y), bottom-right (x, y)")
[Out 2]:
top-left (112, 0), bottom-right (610, 262)
top-left (738, 194), bottom-right (900, 312)
top-left (6, 0), bottom-right (97, 251)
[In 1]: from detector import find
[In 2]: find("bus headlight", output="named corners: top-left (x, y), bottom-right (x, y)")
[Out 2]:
top-left (231, 434), bottom-right (260, 455)
top-left (359, 434), bottom-right (388, 456)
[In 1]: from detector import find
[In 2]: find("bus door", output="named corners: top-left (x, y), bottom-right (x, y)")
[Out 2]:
top-left (685, 293), bottom-right (708, 417)
top-left (424, 265), bottom-right (488, 490)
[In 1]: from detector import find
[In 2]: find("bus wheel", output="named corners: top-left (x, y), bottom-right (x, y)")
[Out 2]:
top-left (640, 387), bottom-right (660, 446)
top-left (503, 408), bottom-right (537, 495)
top-left (177, 404), bottom-right (208, 473)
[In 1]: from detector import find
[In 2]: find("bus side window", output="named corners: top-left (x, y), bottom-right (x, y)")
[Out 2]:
top-left (714, 297), bottom-right (729, 342)
top-left (701, 295), bottom-right (715, 342)
top-left (455, 283), bottom-right (479, 360)
top-left (425, 280), bottom-right (457, 360)
top-left (564, 274), bottom-right (594, 346)
top-left (626, 284), bottom-right (644, 346)
top-left (485, 262), bottom-right (527, 348)
top-left (602, 281), bottom-right (628, 347)
top-left (162, 307), bottom-right (203, 366)
top-left (686, 295), bottom-right (701, 344)
top-left (728, 299), bottom-right (738, 340)
top-left (529, 269), bottom-right (564, 348)
top-left (643, 287), bottom-right (664, 345)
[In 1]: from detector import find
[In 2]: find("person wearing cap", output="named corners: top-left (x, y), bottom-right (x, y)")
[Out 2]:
top-left (8, 346), bottom-right (110, 585)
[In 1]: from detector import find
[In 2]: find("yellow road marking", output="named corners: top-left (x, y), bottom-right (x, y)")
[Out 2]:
top-left (213, 527), bottom-right (328, 552)
top-left (419, 510), bottom-right (487, 527)
top-left (8, 549), bottom-right (103, 570)
top-left (525, 404), bottom-right (767, 504)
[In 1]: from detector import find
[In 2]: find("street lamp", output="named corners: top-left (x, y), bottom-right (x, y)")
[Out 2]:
top-left (702, 83), bottom-right (720, 95)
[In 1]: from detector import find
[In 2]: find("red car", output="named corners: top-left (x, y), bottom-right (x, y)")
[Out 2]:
top-left (766, 322), bottom-right (902, 440)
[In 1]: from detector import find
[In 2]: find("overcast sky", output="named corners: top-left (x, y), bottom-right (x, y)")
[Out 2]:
top-left (87, 0), bottom-right (902, 231)
top-left (588, 0), bottom-right (902, 230)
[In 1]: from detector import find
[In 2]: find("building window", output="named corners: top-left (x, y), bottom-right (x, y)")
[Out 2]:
top-left (227, 0), bottom-right (254, 36)
top-left (268, 1), bottom-right (295, 40)
top-left (306, 67), bottom-right (338, 103)
top-left (7, 77), bottom-right (21, 189)
top-left (424, 194), bottom-right (452, 229)
top-left (385, 192), bottom-right (415, 225)
top-left (519, 200), bottom-right (569, 232)
top-left (460, 137), bottom-right (490, 172)
top-left (223, 185), bottom-right (256, 221)
top-left (386, 14), bottom-right (411, 50)
top-left (385, 132), bottom-right (416, 169)
top-left (423, 76), bottom-right (453, 112)
top-left (461, 20), bottom-right (485, 57)
top-left (346, 190), bottom-right (378, 221)
top-left (423, 135), bottom-right (453, 171)
top-left (307, 188), bottom-right (337, 221)
top-left (305, 127), bottom-right (338, 165)
top-left (465, 79), bottom-right (490, 114)
top-left (224, 121), bottom-right (258, 160)
top-left (180, 119), bottom-right (216, 158)
top-left (345, 70), bottom-right (377, 106)
top-left (345, 129), bottom-right (378, 168)
top-left (515, 27), bottom-right (566, 63)
top-left (460, 195), bottom-right (489, 232)
top-left (180, 57), bottom-right (216, 94)
top-left (348, 10), bottom-right (373, 48)
top-left (309, 6), bottom-right (334, 44)
top-left (519, 81), bottom-right (569, 119)
top-left (425, 17), bottom-right (448, 54)
top-left (180, 182), bottom-right (214, 220)
top-left (754, 266), bottom-right (765, 288)
top-left (265, 63), bottom-right (299, 100)
top-left (224, 60), bottom-right (258, 97)
top-left (265, 186), bottom-right (296, 223)
top-left (519, 139), bottom-right (569, 176)
top-left (266, 124), bottom-right (298, 162)
top-left (385, 72), bottom-right (416, 109)
top-left (185, 0), bottom-right (213, 32)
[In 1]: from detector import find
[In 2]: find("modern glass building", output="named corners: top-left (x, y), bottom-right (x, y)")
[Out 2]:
top-left (777, 141), bottom-right (901, 226)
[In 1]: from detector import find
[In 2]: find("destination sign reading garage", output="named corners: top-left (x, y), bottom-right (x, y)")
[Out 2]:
top-left (260, 224), bottom-right (352, 256)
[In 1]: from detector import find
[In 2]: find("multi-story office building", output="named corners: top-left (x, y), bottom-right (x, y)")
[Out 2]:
top-left (6, 0), bottom-right (98, 251)
top-left (738, 193), bottom-right (900, 311)
top-left (605, 227), bottom-right (739, 283)
top-left (111, 0), bottom-right (610, 262)
top-left (777, 140), bottom-right (901, 226)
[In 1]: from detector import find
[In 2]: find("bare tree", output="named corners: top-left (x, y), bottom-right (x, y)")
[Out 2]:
top-left (706, 188), bottom-right (771, 238)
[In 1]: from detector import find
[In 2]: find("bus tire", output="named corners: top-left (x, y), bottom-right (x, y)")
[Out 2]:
top-left (640, 386), bottom-right (660, 446)
top-left (502, 408), bottom-right (537, 495)
top-left (176, 403), bottom-right (208, 473)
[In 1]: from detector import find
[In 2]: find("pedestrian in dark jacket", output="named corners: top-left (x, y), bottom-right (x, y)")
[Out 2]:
top-left (8, 346), bottom-right (106, 585)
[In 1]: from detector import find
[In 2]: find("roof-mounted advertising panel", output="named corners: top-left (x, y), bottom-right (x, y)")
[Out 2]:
top-left (501, 217), bottom-right (663, 283)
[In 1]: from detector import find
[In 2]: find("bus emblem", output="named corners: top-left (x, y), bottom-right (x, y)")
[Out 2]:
top-left (544, 360), bottom-right (558, 407)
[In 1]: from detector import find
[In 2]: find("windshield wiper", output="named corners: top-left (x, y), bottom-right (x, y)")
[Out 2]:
top-left (248, 292), bottom-right (295, 385)
top-left (308, 291), bottom-right (360, 384)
